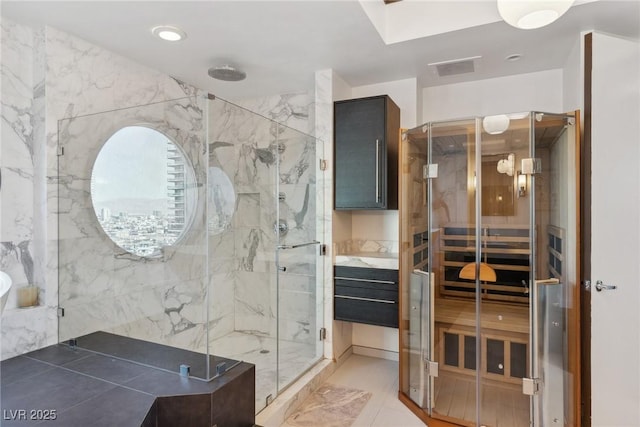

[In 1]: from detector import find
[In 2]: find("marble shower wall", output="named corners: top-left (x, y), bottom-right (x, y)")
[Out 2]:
top-left (208, 96), bottom-right (321, 347)
top-left (1, 18), bottom-right (207, 360)
top-left (57, 97), bottom-right (208, 350)
top-left (0, 19), bottom-right (52, 359)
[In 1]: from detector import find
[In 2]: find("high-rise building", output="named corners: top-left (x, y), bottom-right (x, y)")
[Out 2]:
top-left (100, 207), bottom-right (111, 221)
top-left (166, 140), bottom-right (186, 243)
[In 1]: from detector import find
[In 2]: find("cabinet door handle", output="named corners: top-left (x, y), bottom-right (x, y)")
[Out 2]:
top-left (375, 139), bottom-right (381, 203)
top-left (335, 276), bottom-right (396, 285)
top-left (335, 295), bottom-right (395, 304)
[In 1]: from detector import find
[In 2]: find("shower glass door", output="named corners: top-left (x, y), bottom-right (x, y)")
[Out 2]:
top-left (207, 96), bottom-right (324, 414)
top-left (274, 123), bottom-right (324, 393)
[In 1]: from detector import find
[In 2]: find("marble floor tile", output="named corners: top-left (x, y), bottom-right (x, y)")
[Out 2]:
top-left (282, 384), bottom-right (371, 427)
top-left (280, 354), bottom-right (425, 427)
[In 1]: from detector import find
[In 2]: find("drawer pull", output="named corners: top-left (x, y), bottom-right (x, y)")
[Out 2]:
top-left (335, 276), bottom-right (396, 285)
top-left (335, 295), bottom-right (396, 304)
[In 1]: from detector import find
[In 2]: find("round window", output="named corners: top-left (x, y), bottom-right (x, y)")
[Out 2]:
top-left (91, 126), bottom-right (197, 258)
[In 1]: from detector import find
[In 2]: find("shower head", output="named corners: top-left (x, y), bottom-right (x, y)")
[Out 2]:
top-left (208, 65), bottom-right (246, 82)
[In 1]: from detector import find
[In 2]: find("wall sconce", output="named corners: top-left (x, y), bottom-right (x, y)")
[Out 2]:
top-left (517, 171), bottom-right (527, 197)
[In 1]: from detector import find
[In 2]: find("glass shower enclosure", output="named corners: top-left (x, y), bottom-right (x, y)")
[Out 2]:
top-left (400, 112), bottom-right (580, 426)
top-left (57, 94), bottom-right (324, 414)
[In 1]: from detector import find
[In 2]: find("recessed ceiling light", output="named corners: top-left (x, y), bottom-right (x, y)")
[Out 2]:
top-left (151, 26), bottom-right (186, 42)
top-left (505, 53), bottom-right (523, 62)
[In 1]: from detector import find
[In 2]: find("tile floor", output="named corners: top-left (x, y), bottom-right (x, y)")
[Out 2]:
top-left (282, 354), bottom-right (425, 427)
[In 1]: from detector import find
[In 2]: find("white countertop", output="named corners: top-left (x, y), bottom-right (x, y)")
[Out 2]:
top-left (334, 252), bottom-right (399, 270)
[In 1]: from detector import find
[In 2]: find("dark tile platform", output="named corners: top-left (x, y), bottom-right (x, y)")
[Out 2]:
top-left (1, 334), bottom-right (255, 427)
top-left (73, 331), bottom-right (239, 380)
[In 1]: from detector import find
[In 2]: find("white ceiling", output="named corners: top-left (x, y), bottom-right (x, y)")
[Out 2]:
top-left (2, 0), bottom-right (639, 101)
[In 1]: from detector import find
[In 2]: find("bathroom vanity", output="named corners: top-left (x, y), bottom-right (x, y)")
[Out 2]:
top-left (333, 253), bottom-right (399, 328)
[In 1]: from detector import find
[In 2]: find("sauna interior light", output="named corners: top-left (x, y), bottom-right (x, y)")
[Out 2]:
top-left (517, 172), bottom-right (527, 197)
top-left (152, 26), bottom-right (186, 42)
top-left (482, 114), bottom-right (510, 135)
top-left (497, 153), bottom-right (515, 177)
top-left (497, 0), bottom-right (575, 30)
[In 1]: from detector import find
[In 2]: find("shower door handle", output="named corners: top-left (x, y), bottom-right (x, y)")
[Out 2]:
top-left (277, 240), bottom-right (320, 250)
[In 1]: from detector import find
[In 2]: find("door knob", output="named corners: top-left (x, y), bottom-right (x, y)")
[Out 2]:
top-left (595, 280), bottom-right (617, 292)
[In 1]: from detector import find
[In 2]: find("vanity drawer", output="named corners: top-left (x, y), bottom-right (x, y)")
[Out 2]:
top-left (333, 266), bottom-right (399, 328)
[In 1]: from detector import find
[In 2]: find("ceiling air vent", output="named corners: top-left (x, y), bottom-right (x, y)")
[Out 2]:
top-left (429, 56), bottom-right (481, 77)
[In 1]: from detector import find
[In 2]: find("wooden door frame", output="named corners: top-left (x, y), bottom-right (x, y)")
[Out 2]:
top-left (579, 32), bottom-right (593, 427)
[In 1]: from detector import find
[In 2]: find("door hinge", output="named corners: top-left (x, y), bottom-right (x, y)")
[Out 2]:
top-left (319, 327), bottom-right (327, 341)
top-left (319, 159), bottom-right (327, 171)
top-left (319, 244), bottom-right (327, 256)
top-left (423, 164), bottom-right (438, 179)
top-left (57, 146), bottom-right (64, 156)
top-left (425, 360), bottom-right (439, 377)
top-left (521, 158), bottom-right (542, 175)
top-left (523, 377), bottom-right (542, 395)
top-left (57, 307), bottom-right (65, 317)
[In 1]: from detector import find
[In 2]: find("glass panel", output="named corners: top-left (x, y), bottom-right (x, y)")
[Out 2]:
top-left (464, 335), bottom-right (476, 370)
top-left (429, 118), bottom-right (478, 423)
top-left (58, 96), bottom-right (214, 378)
top-left (206, 97), bottom-right (323, 413)
top-left (206, 97), bottom-right (279, 412)
top-left (532, 112), bottom-right (576, 426)
top-left (510, 342), bottom-right (527, 378)
top-left (275, 123), bottom-right (324, 393)
top-left (479, 113), bottom-right (532, 427)
top-left (400, 127), bottom-right (432, 410)
top-left (407, 270), bottom-right (431, 409)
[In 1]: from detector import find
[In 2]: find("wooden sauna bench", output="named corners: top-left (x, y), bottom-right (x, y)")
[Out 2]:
top-left (434, 298), bottom-right (529, 334)
top-left (434, 298), bottom-right (530, 386)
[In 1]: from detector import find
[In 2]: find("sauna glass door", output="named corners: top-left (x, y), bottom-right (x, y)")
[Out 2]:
top-left (529, 112), bottom-right (578, 427)
top-left (429, 118), bottom-right (480, 424)
top-left (478, 115), bottom-right (532, 427)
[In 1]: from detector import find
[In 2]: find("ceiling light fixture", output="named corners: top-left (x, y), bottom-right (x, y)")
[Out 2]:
top-left (151, 26), bottom-right (186, 42)
top-left (497, 0), bottom-right (575, 30)
top-left (208, 65), bottom-right (247, 82)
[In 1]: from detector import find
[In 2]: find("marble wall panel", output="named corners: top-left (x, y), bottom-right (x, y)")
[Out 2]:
top-left (1, 18), bottom-right (209, 359)
top-left (234, 271), bottom-right (275, 336)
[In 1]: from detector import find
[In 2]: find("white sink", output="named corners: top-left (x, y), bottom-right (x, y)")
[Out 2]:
top-left (0, 271), bottom-right (12, 315)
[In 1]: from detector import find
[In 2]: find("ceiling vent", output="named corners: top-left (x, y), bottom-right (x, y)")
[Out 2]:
top-left (429, 56), bottom-right (481, 77)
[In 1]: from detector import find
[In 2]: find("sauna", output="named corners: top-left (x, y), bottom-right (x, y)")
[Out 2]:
top-left (398, 112), bottom-right (580, 426)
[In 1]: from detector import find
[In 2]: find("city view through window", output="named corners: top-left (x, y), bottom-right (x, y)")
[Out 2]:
top-left (91, 126), bottom-right (196, 257)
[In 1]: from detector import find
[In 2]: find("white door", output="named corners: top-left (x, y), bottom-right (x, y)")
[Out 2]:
top-left (590, 32), bottom-right (640, 426)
